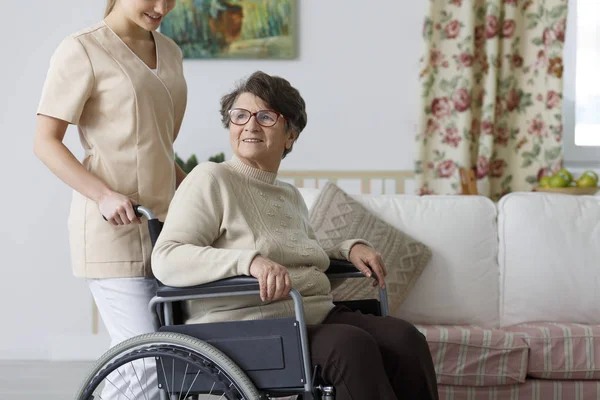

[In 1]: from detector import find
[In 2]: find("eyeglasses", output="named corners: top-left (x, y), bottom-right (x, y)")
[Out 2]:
top-left (228, 108), bottom-right (286, 128)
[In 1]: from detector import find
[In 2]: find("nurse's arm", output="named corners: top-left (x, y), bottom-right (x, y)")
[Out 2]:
top-left (174, 161), bottom-right (186, 188)
top-left (172, 105), bottom-right (187, 187)
top-left (34, 114), bottom-right (112, 202)
top-left (172, 76), bottom-right (188, 188)
top-left (33, 114), bottom-right (138, 225)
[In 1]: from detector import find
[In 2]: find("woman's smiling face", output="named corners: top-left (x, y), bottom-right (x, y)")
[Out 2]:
top-left (119, 0), bottom-right (177, 31)
top-left (228, 92), bottom-right (295, 172)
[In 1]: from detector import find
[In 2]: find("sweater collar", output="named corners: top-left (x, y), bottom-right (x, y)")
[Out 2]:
top-left (226, 156), bottom-right (278, 185)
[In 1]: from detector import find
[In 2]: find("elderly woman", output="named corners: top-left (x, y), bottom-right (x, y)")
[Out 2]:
top-left (151, 71), bottom-right (439, 400)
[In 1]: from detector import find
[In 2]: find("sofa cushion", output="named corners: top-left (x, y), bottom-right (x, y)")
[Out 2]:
top-left (504, 322), bottom-right (600, 380)
top-left (416, 325), bottom-right (529, 386)
top-left (438, 379), bottom-right (600, 398)
top-left (308, 182), bottom-right (432, 314)
top-left (498, 192), bottom-right (600, 327)
top-left (298, 188), bottom-right (501, 326)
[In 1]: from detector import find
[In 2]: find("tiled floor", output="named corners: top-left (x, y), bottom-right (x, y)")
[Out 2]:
top-left (0, 360), bottom-right (94, 400)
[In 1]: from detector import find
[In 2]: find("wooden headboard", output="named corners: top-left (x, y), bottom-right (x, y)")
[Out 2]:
top-left (278, 170), bottom-right (414, 195)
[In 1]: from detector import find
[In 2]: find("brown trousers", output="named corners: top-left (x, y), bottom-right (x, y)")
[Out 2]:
top-left (307, 306), bottom-right (439, 400)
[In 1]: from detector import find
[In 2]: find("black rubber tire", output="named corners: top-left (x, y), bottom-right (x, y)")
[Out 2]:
top-left (74, 332), bottom-right (260, 400)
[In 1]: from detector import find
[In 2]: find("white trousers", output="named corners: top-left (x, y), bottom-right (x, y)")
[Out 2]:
top-left (88, 277), bottom-right (160, 400)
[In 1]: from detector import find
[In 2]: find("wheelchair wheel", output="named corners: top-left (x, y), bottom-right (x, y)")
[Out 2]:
top-left (75, 332), bottom-right (260, 400)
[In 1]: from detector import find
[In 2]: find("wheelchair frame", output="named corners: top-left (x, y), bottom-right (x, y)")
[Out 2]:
top-left (142, 206), bottom-right (390, 399)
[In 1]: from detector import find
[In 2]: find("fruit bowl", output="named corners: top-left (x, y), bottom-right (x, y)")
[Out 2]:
top-left (533, 186), bottom-right (599, 195)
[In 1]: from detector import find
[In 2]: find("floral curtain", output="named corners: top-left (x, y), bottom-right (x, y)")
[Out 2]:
top-left (415, 0), bottom-right (569, 200)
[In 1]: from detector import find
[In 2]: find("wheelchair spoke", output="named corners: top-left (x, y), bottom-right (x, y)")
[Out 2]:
top-left (143, 358), bottom-right (148, 398)
top-left (114, 366), bottom-right (137, 399)
top-left (83, 357), bottom-right (244, 400)
top-left (159, 356), bottom-right (173, 397)
top-left (178, 362), bottom-right (190, 400)
top-left (104, 375), bottom-right (133, 400)
top-left (217, 383), bottom-right (233, 400)
top-left (77, 336), bottom-right (257, 400)
top-left (131, 361), bottom-right (150, 400)
top-left (172, 358), bottom-right (175, 399)
top-left (183, 370), bottom-right (202, 400)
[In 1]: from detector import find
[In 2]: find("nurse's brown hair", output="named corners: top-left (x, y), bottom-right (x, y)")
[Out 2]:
top-left (220, 71), bottom-right (307, 160)
top-left (105, 0), bottom-right (117, 17)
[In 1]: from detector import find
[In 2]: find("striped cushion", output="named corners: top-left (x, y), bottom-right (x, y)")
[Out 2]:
top-left (439, 380), bottom-right (600, 399)
top-left (417, 325), bottom-right (529, 386)
top-left (504, 322), bottom-right (600, 379)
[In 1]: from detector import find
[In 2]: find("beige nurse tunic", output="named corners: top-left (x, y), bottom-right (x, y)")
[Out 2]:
top-left (37, 22), bottom-right (187, 279)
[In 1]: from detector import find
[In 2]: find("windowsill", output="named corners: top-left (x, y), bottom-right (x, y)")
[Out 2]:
top-left (564, 160), bottom-right (600, 169)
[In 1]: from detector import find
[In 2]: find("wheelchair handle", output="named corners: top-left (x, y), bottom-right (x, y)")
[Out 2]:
top-left (134, 205), bottom-right (157, 220)
top-left (101, 204), bottom-right (158, 221)
top-left (100, 204), bottom-right (162, 249)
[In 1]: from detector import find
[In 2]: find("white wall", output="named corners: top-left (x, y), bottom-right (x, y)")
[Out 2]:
top-left (174, 1), bottom-right (428, 170)
top-left (0, 0), bottom-right (428, 360)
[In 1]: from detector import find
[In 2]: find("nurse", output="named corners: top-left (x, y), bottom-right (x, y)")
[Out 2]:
top-left (33, 0), bottom-right (187, 397)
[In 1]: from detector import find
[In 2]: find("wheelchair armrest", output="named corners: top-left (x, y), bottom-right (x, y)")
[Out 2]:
top-left (326, 259), bottom-right (389, 317)
top-left (325, 259), bottom-right (365, 280)
top-left (155, 259), bottom-right (365, 299)
top-left (156, 276), bottom-right (260, 298)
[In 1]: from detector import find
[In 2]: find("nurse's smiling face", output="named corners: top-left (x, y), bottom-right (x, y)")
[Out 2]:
top-left (120, 0), bottom-right (177, 31)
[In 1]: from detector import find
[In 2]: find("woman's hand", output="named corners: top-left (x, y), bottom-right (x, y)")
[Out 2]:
top-left (348, 244), bottom-right (387, 289)
top-left (98, 191), bottom-right (140, 226)
top-left (249, 255), bottom-right (292, 302)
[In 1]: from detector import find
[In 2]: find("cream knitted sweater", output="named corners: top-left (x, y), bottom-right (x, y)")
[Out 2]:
top-left (151, 157), bottom-right (366, 325)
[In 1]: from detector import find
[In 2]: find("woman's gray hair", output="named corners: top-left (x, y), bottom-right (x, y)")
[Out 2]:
top-left (220, 71), bottom-right (307, 159)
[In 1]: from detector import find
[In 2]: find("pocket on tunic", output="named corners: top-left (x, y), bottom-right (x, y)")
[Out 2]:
top-left (84, 191), bottom-right (144, 263)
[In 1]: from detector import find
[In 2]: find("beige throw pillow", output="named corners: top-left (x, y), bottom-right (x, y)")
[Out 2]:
top-left (308, 182), bottom-right (432, 314)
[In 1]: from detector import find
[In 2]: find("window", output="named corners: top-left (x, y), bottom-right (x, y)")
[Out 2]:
top-left (563, 0), bottom-right (600, 165)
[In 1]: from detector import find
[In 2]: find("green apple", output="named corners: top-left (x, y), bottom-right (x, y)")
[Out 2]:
top-left (582, 170), bottom-right (599, 184)
top-left (558, 168), bottom-right (573, 184)
top-left (539, 176), bottom-right (551, 187)
top-left (576, 175), bottom-right (598, 188)
top-left (549, 174), bottom-right (570, 188)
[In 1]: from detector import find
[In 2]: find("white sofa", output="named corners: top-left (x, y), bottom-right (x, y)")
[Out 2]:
top-left (299, 189), bottom-right (600, 399)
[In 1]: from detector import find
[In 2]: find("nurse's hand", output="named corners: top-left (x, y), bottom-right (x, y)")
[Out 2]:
top-left (249, 255), bottom-right (292, 302)
top-left (98, 191), bottom-right (141, 226)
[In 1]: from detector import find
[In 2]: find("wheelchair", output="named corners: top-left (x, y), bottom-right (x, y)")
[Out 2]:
top-left (76, 206), bottom-right (390, 400)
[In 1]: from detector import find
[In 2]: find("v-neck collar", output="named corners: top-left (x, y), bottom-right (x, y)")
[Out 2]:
top-left (102, 20), bottom-right (159, 74)
top-left (99, 20), bottom-right (175, 116)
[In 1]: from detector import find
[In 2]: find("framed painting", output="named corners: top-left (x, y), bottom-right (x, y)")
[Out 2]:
top-left (160, 0), bottom-right (297, 59)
